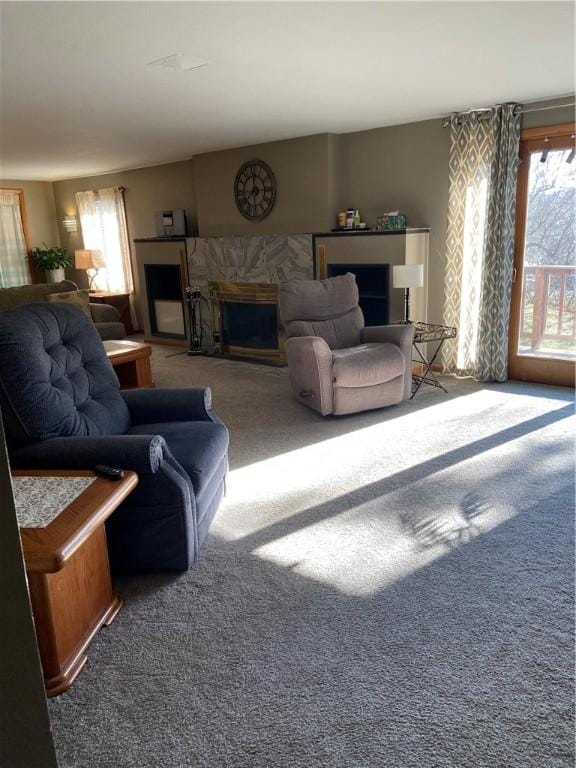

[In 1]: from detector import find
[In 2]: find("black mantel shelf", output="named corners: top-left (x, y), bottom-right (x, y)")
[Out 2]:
top-left (134, 228), bottom-right (429, 243)
top-left (312, 227), bottom-right (429, 238)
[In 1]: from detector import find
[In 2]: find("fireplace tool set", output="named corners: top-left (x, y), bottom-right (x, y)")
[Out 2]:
top-left (185, 285), bottom-right (208, 356)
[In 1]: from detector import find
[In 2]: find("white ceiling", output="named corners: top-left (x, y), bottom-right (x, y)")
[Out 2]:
top-left (1, 1), bottom-right (574, 181)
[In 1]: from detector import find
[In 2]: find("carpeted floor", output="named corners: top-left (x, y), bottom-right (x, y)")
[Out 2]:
top-left (48, 346), bottom-right (575, 768)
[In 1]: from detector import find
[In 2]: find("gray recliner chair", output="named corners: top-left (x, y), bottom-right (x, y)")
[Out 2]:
top-left (278, 273), bottom-right (415, 416)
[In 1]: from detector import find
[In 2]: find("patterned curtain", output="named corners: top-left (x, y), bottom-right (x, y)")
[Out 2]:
top-left (0, 192), bottom-right (30, 288)
top-left (442, 104), bottom-right (521, 382)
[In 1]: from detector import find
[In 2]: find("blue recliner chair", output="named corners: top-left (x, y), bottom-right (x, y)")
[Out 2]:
top-left (0, 303), bottom-right (229, 572)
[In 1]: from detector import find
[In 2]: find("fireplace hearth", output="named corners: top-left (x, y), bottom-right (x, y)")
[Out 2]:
top-left (209, 280), bottom-right (284, 365)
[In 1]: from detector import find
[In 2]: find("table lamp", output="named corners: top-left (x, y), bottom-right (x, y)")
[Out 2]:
top-left (75, 250), bottom-right (105, 290)
top-left (393, 264), bottom-right (424, 323)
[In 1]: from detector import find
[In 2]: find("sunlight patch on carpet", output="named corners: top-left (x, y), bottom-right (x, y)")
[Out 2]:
top-left (211, 388), bottom-right (573, 596)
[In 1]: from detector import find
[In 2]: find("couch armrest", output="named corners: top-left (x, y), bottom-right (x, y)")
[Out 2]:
top-left (362, 324), bottom-right (415, 400)
top-left (122, 387), bottom-right (217, 425)
top-left (9, 434), bottom-right (168, 475)
top-left (285, 336), bottom-right (334, 415)
top-left (90, 303), bottom-right (121, 323)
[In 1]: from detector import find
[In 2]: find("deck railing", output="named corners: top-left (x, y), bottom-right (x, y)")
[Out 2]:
top-left (520, 265), bottom-right (576, 352)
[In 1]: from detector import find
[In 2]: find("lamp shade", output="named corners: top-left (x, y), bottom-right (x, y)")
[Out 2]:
top-left (75, 249), bottom-right (105, 270)
top-left (392, 264), bottom-right (424, 289)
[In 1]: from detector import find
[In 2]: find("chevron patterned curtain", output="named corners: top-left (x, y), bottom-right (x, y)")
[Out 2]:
top-left (442, 104), bottom-right (521, 382)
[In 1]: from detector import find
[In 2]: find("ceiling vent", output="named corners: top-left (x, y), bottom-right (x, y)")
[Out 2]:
top-left (147, 53), bottom-right (208, 72)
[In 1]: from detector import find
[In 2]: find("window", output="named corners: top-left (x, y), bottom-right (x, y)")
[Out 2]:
top-left (0, 189), bottom-right (30, 287)
top-left (75, 187), bottom-right (133, 294)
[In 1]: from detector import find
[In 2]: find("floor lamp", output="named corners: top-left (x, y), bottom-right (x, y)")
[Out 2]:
top-left (392, 264), bottom-right (424, 323)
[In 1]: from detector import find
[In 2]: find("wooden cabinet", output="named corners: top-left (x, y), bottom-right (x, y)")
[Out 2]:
top-left (16, 470), bottom-right (138, 696)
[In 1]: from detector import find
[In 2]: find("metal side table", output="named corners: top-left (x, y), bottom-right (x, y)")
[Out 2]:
top-left (408, 322), bottom-right (457, 398)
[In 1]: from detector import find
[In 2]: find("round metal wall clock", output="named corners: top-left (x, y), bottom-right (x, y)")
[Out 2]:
top-left (234, 159), bottom-right (277, 221)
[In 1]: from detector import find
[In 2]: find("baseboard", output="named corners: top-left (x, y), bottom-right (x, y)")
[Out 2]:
top-left (143, 337), bottom-right (188, 348)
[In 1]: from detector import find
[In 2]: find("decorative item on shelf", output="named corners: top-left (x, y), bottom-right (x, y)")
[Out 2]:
top-left (30, 243), bottom-right (73, 282)
top-left (185, 285), bottom-right (208, 356)
top-left (377, 211), bottom-right (407, 231)
top-left (61, 215), bottom-right (78, 233)
top-left (393, 263), bottom-right (424, 323)
top-left (333, 208), bottom-right (368, 231)
top-left (75, 249), bottom-right (106, 290)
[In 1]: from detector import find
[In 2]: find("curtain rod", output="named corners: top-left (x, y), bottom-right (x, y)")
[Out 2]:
top-left (442, 101), bottom-right (575, 127)
top-left (76, 186), bottom-right (125, 195)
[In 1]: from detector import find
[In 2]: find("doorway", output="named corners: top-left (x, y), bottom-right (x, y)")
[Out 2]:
top-left (508, 123), bottom-right (576, 387)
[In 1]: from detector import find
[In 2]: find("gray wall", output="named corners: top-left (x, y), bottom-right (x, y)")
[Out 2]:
top-left (520, 95), bottom-right (575, 130)
top-left (52, 160), bottom-right (196, 324)
top-left (337, 96), bottom-right (575, 323)
top-left (38, 96), bottom-right (576, 327)
top-left (0, 179), bottom-right (60, 249)
top-left (338, 118), bottom-right (449, 322)
top-left (193, 133), bottom-right (334, 236)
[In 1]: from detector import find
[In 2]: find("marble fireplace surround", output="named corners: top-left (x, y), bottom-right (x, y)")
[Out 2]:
top-left (187, 233), bottom-right (313, 284)
top-left (187, 233), bottom-right (313, 353)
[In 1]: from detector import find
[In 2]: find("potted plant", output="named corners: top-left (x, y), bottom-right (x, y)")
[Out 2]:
top-left (30, 243), bottom-right (73, 282)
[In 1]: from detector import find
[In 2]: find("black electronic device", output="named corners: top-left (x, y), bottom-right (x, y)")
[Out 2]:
top-left (94, 465), bottom-right (125, 481)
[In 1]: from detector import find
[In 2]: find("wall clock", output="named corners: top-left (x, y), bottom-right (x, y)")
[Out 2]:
top-left (234, 159), bottom-right (277, 222)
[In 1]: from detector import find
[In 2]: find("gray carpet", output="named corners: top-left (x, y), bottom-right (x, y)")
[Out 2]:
top-left (48, 347), bottom-right (575, 768)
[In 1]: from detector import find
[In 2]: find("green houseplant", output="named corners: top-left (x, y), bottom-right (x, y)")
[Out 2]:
top-left (30, 243), bottom-right (73, 282)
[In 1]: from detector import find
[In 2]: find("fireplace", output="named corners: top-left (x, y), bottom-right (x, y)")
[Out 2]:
top-left (209, 280), bottom-right (284, 365)
top-left (327, 263), bottom-right (390, 326)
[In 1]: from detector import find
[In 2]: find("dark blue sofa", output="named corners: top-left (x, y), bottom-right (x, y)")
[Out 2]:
top-left (0, 303), bottom-right (228, 572)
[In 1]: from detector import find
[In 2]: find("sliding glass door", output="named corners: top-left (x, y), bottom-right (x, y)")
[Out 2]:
top-left (508, 124), bottom-right (576, 387)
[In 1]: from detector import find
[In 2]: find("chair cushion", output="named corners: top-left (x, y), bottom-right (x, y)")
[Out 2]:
top-left (279, 273), bottom-right (359, 322)
top-left (279, 274), bottom-right (364, 349)
top-left (286, 310), bottom-right (364, 350)
top-left (0, 303), bottom-right (130, 448)
top-left (332, 343), bottom-right (406, 387)
top-left (46, 289), bottom-right (92, 318)
top-left (127, 421), bottom-right (229, 497)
